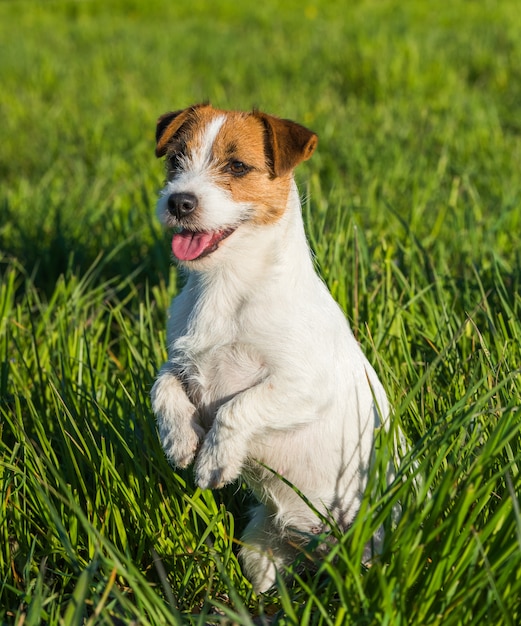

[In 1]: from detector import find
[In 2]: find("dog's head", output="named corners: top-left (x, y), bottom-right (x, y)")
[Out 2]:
top-left (154, 103), bottom-right (317, 267)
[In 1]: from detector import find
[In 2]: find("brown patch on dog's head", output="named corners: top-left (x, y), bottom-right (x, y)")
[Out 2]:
top-left (209, 109), bottom-right (317, 225)
top-left (209, 111), bottom-right (290, 225)
top-left (155, 103), bottom-right (211, 157)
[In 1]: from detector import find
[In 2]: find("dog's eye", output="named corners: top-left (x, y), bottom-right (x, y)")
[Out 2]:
top-left (227, 160), bottom-right (250, 177)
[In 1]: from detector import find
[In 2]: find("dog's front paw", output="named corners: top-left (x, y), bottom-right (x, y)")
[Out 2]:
top-left (151, 370), bottom-right (205, 469)
top-left (158, 416), bottom-right (204, 469)
top-left (195, 429), bottom-right (247, 490)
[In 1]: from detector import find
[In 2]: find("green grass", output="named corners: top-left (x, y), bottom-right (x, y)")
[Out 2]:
top-left (1, 0), bottom-right (520, 623)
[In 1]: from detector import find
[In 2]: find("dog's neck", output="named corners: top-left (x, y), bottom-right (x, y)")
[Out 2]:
top-left (186, 180), bottom-right (317, 312)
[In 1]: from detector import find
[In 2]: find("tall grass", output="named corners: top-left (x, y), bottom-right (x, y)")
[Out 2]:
top-left (1, 0), bottom-right (520, 623)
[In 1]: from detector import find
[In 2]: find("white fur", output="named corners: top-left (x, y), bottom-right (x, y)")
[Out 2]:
top-left (151, 119), bottom-right (389, 592)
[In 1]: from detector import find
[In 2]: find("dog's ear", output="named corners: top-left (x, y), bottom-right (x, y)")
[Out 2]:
top-left (155, 103), bottom-right (208, 158)
top-left (255, 112), bottom-right (318, 178)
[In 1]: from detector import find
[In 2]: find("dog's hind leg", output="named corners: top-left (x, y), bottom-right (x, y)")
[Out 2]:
top-left (239, 504), bottom-right (298, 593)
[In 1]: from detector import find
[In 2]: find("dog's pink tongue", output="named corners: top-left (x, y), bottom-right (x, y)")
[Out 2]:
top-left (172, 230), bottom-right (218, 261)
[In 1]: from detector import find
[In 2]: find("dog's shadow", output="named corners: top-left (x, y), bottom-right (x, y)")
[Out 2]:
top-left (1, 207), bottom-right (175, 301)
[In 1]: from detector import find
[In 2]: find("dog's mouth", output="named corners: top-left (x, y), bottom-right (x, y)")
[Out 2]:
top-left (171, 227), bottom-right (236, 261)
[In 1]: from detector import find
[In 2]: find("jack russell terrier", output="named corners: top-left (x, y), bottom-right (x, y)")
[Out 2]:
top-left (151, 103), bottom-right (389, 592)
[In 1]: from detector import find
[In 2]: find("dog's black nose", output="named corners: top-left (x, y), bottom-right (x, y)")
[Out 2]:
top-left (167, 192), bottom-right (198, 219)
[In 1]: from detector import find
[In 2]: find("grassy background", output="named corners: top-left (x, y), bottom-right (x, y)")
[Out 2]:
top-left (1, 0), bottom-right (520, 623)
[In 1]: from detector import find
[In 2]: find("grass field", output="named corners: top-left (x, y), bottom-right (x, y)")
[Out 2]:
top-left (1, 0), bottom-right (521, 623)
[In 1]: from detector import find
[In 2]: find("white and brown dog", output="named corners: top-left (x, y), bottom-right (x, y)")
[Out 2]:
top-left (151, 103), bottom-right (389, 592)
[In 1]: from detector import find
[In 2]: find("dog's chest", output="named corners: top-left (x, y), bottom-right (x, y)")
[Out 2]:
top-left (177, 333), bottom-right (268, 425)
top-left (169, 280), bottom-right (272, 423)
top-left (196, 340), bottom-right (266, 389)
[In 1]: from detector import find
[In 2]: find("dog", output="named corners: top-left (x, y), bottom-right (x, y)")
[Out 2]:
top-left (150, 103), bottom-right (389, 592)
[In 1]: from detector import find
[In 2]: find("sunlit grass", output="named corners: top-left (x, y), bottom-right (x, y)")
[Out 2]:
top-left (1, 0), bottom-right (520, 623)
